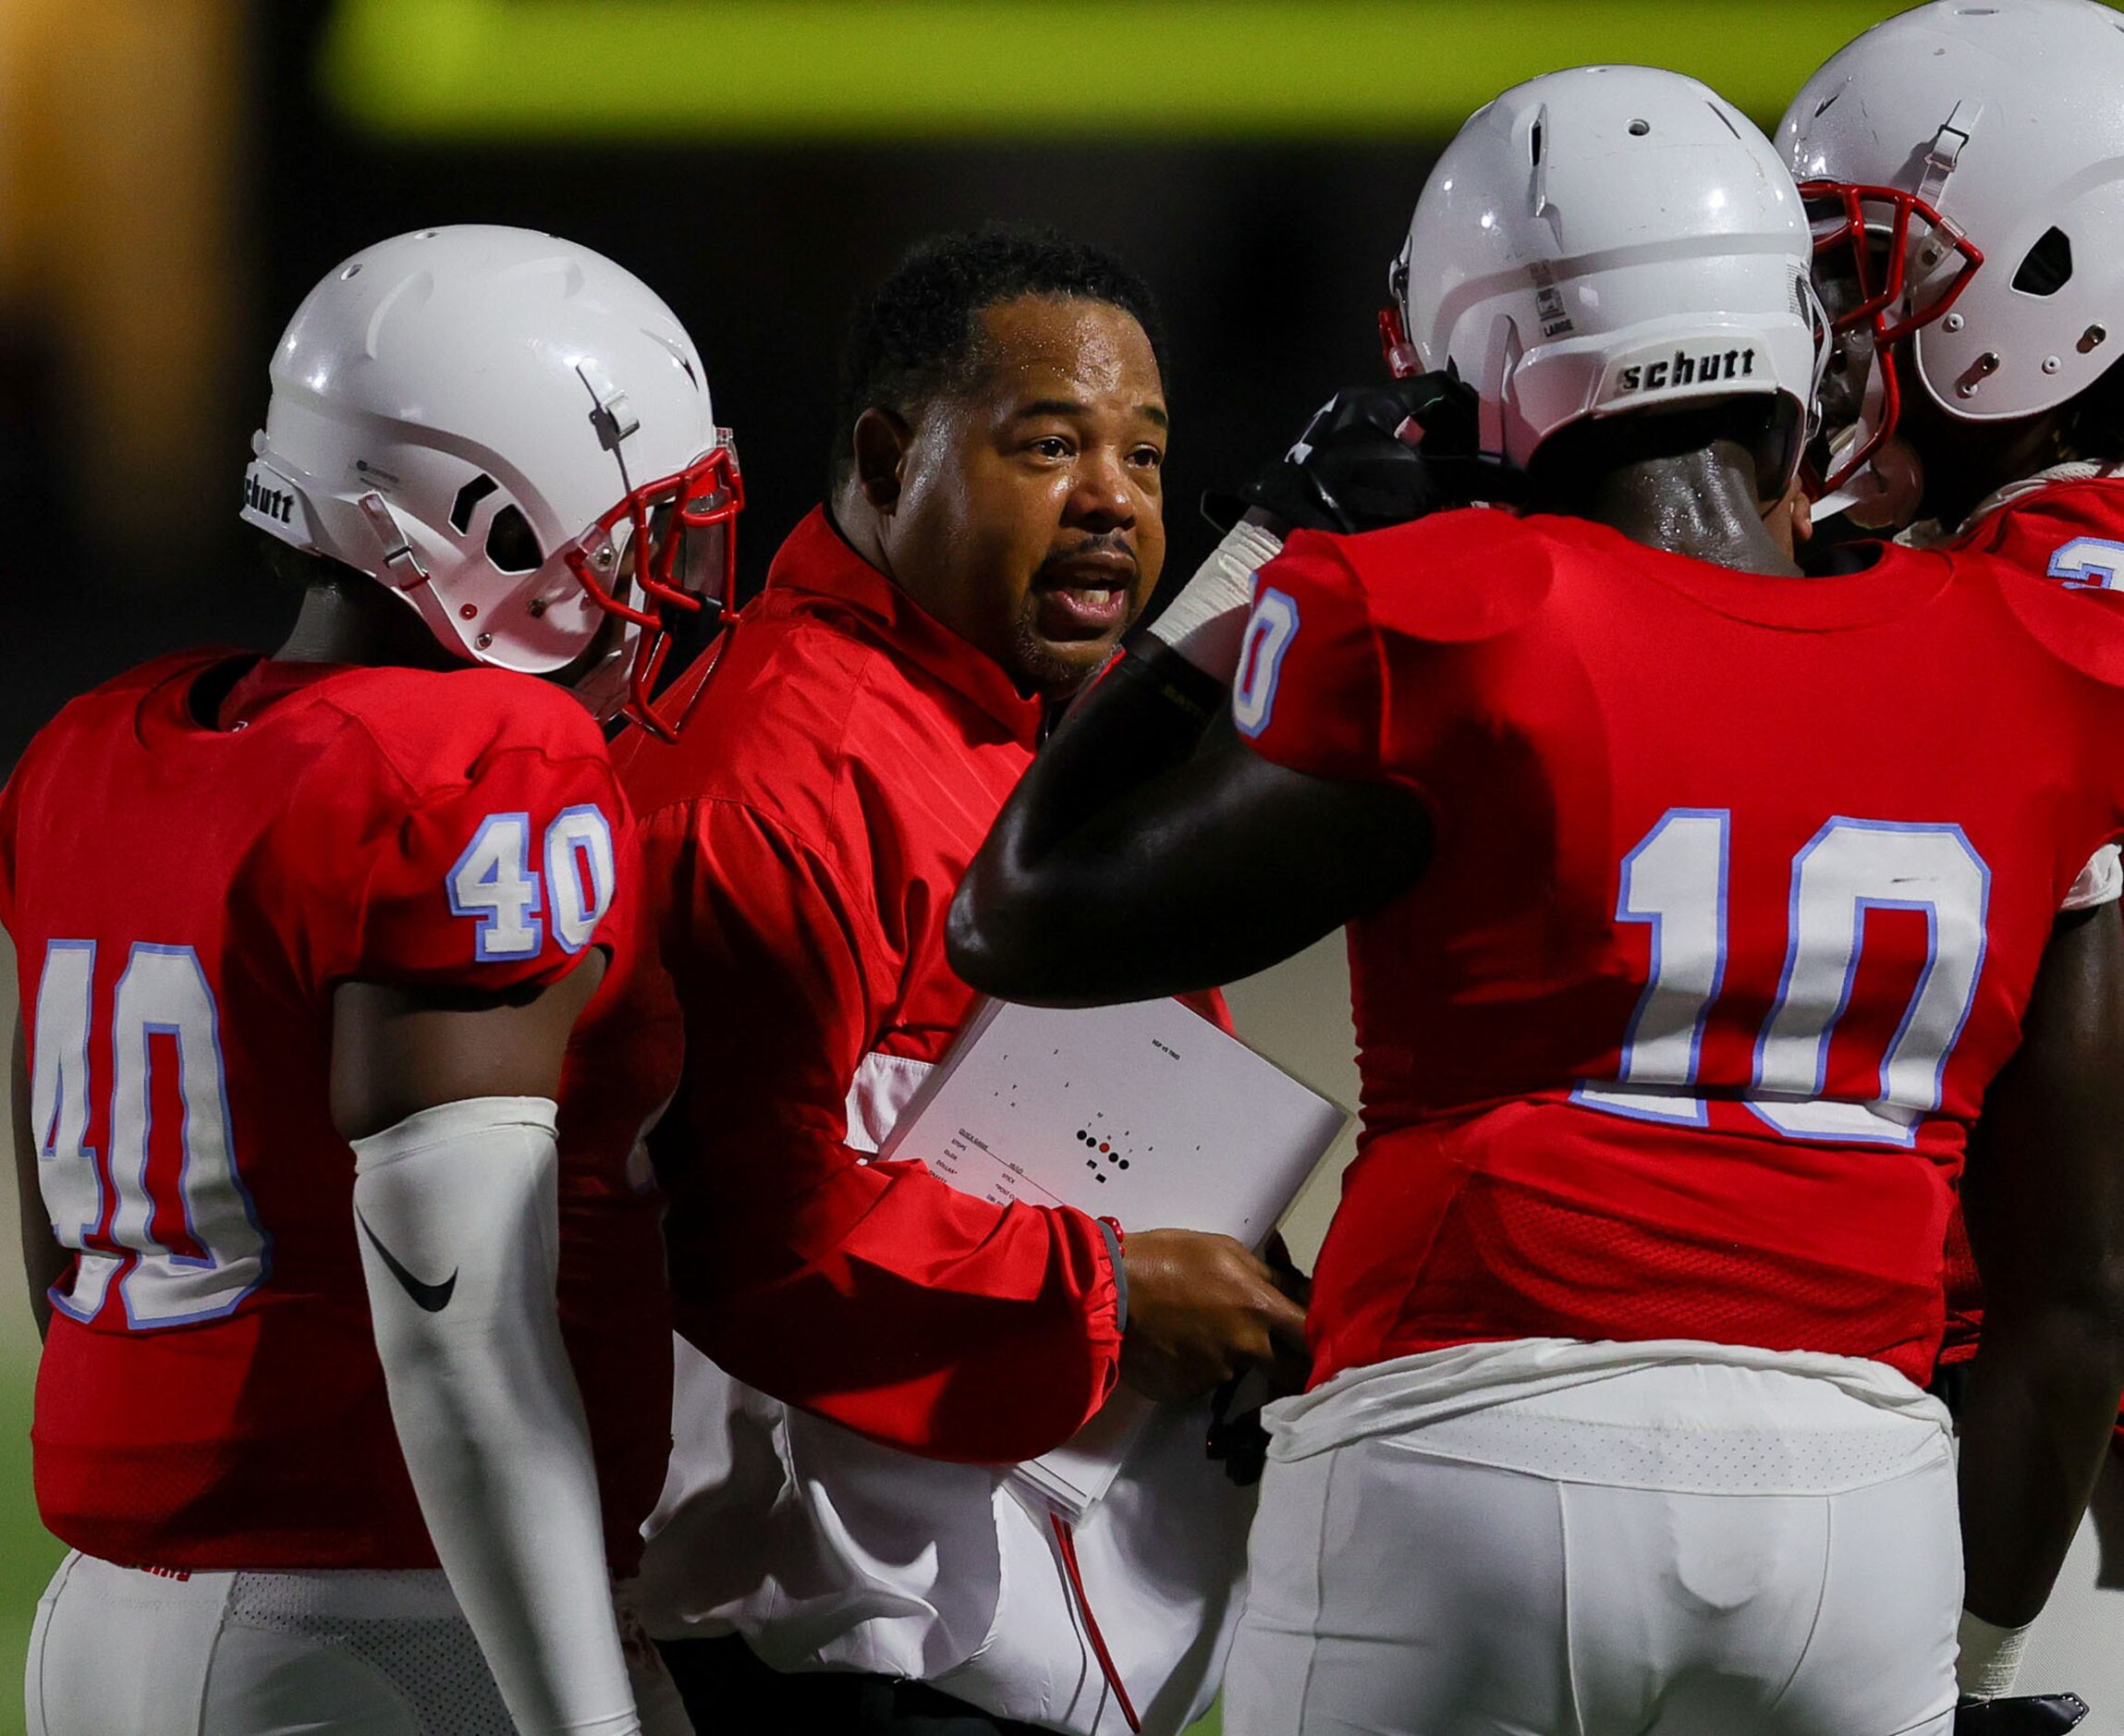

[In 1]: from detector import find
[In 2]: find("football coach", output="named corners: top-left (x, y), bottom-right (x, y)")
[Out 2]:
top-left (615, 226), bottom-right (1307, 1736)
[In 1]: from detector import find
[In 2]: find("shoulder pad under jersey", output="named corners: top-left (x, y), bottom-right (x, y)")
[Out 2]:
top-left (313, 663), bottom-right (610, 794)
top-left (1981, 548), bottom-right (2124, 691)
top-left (1310, 506), bottom-right (1559, 647)
top-left (1958, 477), bottom-right (2124, 593)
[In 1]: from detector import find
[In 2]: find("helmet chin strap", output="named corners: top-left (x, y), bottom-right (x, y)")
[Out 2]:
top-left (1914, 101), bottom-right (1979, 217)
top-left (354, 490), bottom-right (430, 586)
top-left (1480, 322), bottom-right (1520, 464)
top-left (569, 618), bottom-right (638, 726)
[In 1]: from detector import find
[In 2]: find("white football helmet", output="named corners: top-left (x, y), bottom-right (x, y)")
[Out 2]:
top-left (1783, 0), bottom-right (2124, 491)
top-left (242, 225), bottom-right (739, 737)
top-left (1383, 66), bottom-right (1826, 489)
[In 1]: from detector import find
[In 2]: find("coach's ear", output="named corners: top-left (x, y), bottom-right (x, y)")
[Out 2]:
top-left (851, 408), bottom-right (912, 515)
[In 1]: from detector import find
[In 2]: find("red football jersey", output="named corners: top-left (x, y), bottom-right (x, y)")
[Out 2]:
top-left (1236, 508), bottom-right (2124, 1390)
top-left (1935, 472), bottom-right (2124, 1368)
top-left (0, 652), bottom-right (677, 1572)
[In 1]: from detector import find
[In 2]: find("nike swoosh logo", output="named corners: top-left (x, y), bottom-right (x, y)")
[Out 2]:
top-left (356, 1211), bottom-right (458, 1313)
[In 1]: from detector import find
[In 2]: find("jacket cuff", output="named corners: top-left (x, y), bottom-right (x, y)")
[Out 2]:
top-left (1095, 1216), bottom-right (1128, 1334)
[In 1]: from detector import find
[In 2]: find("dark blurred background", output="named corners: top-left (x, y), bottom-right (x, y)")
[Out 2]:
top-left (0, 0), bottom-right (1916, 766)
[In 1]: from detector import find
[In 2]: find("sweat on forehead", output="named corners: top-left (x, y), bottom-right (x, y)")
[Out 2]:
top-left (958, 294), bottom-right (1163, 398)
top-left (829, 226), bottom-right (1167, 480)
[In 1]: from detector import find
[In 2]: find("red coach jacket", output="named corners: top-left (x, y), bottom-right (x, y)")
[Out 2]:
top-left (616, 508), bottom-right (1251, 1733)
top-left (616, 507), bottom-right (1131, 1462)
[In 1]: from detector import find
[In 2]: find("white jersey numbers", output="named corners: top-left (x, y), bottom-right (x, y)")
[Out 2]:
top-left (543, 805), bottom-right (617, 955)
top-left (2046, 535), bottom-right (2124, 592)
top-left (1574, 809), bottom-right (1730, 1127)
top-left (448, 813), bottom-right (543, 960)
top-left (1574, 811), bottom-right (1990, 1146)
top-left (31, 940), bottom-right (268, 1328)
top-left (1233, 588), bottom-right (1300, 740)
top-left (448, 807), bottom-right (615, 961)
top-left (31, 941), bottom-right (104, 1310)
top-left (1751, 822), bottom-right (1988, 1142)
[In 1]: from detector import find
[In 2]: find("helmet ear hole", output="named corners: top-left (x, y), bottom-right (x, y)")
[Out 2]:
top-left (449, 473), bottom-right (500, 533)
top-left (2012, 227), bottom-right (2074, 298)
top-left (485, 504), bottom-right (543, 573)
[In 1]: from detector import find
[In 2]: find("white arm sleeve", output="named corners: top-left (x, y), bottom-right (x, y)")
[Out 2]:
top-left (353, 1095), bottom-right (640, 1736)
top-left (2063, 843), bottom-right (2122, 911)
top-left (1141, 518), bottom-right (1286, 682)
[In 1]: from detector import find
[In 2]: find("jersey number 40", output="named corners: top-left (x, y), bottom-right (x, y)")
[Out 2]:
top-left (30, 941), bottom-right (266, 1328)
top-left (1572, 810), bottom-right (1990, 1145)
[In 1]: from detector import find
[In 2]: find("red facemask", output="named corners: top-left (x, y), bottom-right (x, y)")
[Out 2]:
top-left (1801, 179), bottom-right (1984, 492)
top-left (567, 438), bottom-right (744, 741)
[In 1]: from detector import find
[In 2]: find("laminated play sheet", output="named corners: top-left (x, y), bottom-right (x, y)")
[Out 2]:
top-left (881, 995), bottom-right (1348, 1513)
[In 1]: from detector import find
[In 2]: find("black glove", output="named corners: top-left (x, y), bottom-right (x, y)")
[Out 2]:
top-left (1204, 1234), bottom-right (1312, 1487)
top-left (1955, 1693), bottom-right (2089, 1733)
top-left (1205, 1372), bottom-right (1270, 1487)
top-left (1208, 373), bottom-right (1521, 538)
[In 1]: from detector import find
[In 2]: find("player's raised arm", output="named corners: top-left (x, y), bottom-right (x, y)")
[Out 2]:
top-left (952, 677), bottom-right (1427, 1006)
top-left (1955, 900), bottom-right (2124, 1693)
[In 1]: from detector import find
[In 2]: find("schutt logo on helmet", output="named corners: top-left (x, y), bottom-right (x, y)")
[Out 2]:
top-left (243, 471), bottom-right (296, 526)
top-left (1615, 348), bottom-right (1760, 396)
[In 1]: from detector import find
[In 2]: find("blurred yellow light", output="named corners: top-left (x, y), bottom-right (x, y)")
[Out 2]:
top-left (321, 0), bottom-right (1925, 139)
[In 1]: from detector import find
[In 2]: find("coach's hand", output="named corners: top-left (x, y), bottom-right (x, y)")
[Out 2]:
top-left (1119, 1229), bottom-right (1311, 1401)
top-left (1228, 372), bottom-right (1520, 537)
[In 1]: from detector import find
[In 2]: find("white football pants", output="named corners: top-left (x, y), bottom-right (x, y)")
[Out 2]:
top-left (25, 1551), bottom-right (691, 1736)
top-left (1227, 1360), bottom-right (1960, 1736)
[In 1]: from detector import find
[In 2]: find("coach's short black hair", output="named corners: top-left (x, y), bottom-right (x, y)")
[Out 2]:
top-left (830, 225), bottom-right (1169, 488)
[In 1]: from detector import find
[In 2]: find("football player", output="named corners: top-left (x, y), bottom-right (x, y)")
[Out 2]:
top-left (950, 68), bottom-right (2124, 1736)
top-left (1784, 1), bottom-right (2124, 1721)
top-left (6, 226), bottom-right (728, 1735)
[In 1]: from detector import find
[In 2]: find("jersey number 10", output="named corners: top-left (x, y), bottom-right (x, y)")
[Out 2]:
top-left (1571, 809), bottom-right (1991, 1145)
